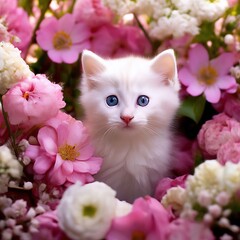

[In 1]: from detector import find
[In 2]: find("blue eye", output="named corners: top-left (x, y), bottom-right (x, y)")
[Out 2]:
top-left (137, 95), bottom-right (149, 107)
top-left (106, 95), bottom-right (118, 106)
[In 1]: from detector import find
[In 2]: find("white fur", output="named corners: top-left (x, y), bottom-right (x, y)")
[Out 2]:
top-left (80, 50), bottom-right (180, 202)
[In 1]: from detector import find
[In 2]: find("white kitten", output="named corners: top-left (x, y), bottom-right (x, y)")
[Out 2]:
top-left (80, 50), bottom-right (180, 202)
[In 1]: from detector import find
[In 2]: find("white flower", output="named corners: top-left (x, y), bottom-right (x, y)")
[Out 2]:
top-left (161, 186), bottom-right (187, 213)
top-left (0, 145), bottom-right (23, 179)
top-left (0, 42), bottom-right (33, 94)
top-left (190, 0), bottom-right (229, 22)
top-left (57, 181), bottom-right (117, 240)
top-left (115, 199), bottom-right (132, 217)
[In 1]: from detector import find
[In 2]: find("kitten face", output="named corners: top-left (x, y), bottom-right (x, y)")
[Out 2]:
top-left (80, 50), bottom-right (180, 137)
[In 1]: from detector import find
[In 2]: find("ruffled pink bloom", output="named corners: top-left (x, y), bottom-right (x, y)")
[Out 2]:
top-left (168, 219), bottom-right (214, 240)
top-left (0, 0), bottom-right (32, 56)
top-left (155, 175), bottom-right (188, 201)
top-left (107, 196), bottom-right (170, 240)
top-left (91, 24), bottom-right (152, 58)
top-left (197, 113), bottom-right (240, 157)
top-left (24, 117), bottom-right (102, 187)
top-left (217, 140), bottom-right (240, 165)
top-left (3, 74), bottom-right (65, 127)
top-left (73, 0), bottom-right (113, 27)
top-left (179, 44), bottom-right (237, 103)
top-left (36, 13), bottom-right (91, 64)
top-left (32, 211), bottom-right (68, 240)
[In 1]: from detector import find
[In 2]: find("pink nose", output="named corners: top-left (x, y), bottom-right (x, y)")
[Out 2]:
top-left (120, 115), bottom-right (134, 125)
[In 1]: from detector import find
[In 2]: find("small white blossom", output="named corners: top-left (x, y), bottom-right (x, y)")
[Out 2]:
top-left (57, 181), bottom-right (117, 240)
top-left (0, 42), bottom-right (33, 94)
top-left (115, 200), bottom-right (132, 217)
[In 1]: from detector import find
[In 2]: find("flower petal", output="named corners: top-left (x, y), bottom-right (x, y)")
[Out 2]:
top-left (38, 126), bottom-right (58, 155)
top-left (62, 161), bottom-right (74, 175)
top-left (78, 144), bottom-right (94, 160)
top-left (178, 68), bottom-right (197, 86)
top-left (188, 44), bottom-right (209, 75)
top-left (187, 82), bottom-right (205, 96)
top-left (48, 49), bottom-right (63, 63)
top-left (217, 75), bottom-right (237, 90)
top-left (204, 86), bottom-right (221, 103)
top-left (58, 13), bottom-right (75, 33)
top-left (33, 155), bottom-right (54, 174)
top-left (49, 167), bottom-right (66, 186)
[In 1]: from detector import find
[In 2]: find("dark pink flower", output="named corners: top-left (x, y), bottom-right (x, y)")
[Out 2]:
top-left (107, 196), bottom-right (170, 240)
top-left (36, 13), bottom-right (91, 64)
top-left (179, 44), bottom-right (237, 103)
top-left (155, 175), bottom-right (188, 201)
top-left (25, 117), bottom-right (102, 187)
top-left (2, 74), bottom-right (65, 127)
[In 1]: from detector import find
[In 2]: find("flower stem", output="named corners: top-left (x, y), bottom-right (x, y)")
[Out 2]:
top-left (0, 95), bottom-right (19, 158)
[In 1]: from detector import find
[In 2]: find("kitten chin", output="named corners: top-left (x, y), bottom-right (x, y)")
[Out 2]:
top-left (80, 49), bottom-right (180, 203)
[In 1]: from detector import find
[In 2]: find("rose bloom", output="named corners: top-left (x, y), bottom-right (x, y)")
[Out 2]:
top-left (179, 44), bottom-right (237, 103)
top-left (217, 140), bottom-right (240, 165)
top-left (24, 116), bottom-right (102, 187)
top-left (36, 13), bottom-right (91, 64)
top-left (57, 182), bottom-right (117, 240)
top-left (197, 113), bottom-right (240, 157)
top-left (107, 196), bottom-right (170, 240)
top-left (2, 74), bottom-right (65, 127)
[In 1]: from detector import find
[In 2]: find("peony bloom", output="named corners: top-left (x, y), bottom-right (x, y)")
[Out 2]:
top-left (0, 0), bottom-right (33, 55)
top-left (107, 196), bottom-right (170, 240)
top-left (197, 113), bottom-right (240, 157)
top-left (25, 117), bottom-right (102, 186)
top-left (0, 42), bottom-right (33, 94)
top-left (3, 74), bottom-right (65, 127)
top-left (217, 140), bottom-right (240, 165)
top-left (36, 13), bottom-right (91, 64)
top-left (73, 0), bottom-right (113, 27)
top-left (57, 182), bottom-right (117, 240)
top-left (168, 219), bottom-right (214, 240)
top-left (179, 44), bottom-right (237, 103)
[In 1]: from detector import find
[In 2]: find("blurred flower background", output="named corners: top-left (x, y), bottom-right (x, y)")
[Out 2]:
top-left (0, 0), bottom-right (240, 239)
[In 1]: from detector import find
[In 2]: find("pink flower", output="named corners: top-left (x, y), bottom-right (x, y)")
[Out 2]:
top-left (213, 93), bottom-right (240, 121)
top-left (217, 140), bottom-right (240, 165)
top-left (107, 196), bottom-right (170, 240)
top-left (25, 117), bottom-right (102, 187)
top-left (2, 74), bottom-right (65, 127)
top-left (0, 0), bottom-right (33, 56)
top-left (36, 13), bottom-right (91, 64)
top-left (32, 211), bottom-right (68, 240)
top-left (168, 219), bottom-right (214, 240)
top-left (91, 24), bottom-right (152, 58)
top-left (155, 175), bottom-right (188, 201)
top-left (179, 44), bottom-right (237, 103)
top-left (197, 113), bottom-right (240, 157)
top-left (73, 0), bottom-right (113, 27)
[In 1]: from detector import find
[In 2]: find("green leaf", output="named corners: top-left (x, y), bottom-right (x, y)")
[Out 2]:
top-left (178, 95), bottom-right (206, 123)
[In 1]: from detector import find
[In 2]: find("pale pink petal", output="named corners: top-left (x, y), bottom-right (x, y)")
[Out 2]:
top-left (188, 44), bottom-right (209, 74)
top-left (77, 144), bottom-right (94, 160)
top-left (73, 157), bottom-right (102, 173)
top-left (216, 75), bottom-right (237, 90)
top-left (49, 168), bottom-right (66, 186)
top-left (48, 49), bottom-right (63, 63)
top-left (187, 82), bottom-right (205, 96)
top-left (178, 68), bottom-right (198, 86)
top-left (61, 48), bottom-right (79, 64)
top-left (66, 172), bottom-right (87, 184)
top-left (58, 13), bottom-right (75, 33)
top-left (24, 145), bottom-right (40, 159)
top-left (52, 154), bottom-right (63, 171)
top-left (210, 53), bottom-right (235, 76)
top-left (38, 127), bottom-right (57, 155)
top-left (204, 86), bottom-right (221, 103)
top-left (66, 121), bottom-right (86, 146)
top-left (62, 161), bottom-right (73, 175)
top-left (33, 155), bottom-right (54, 174)
top-left (71, 23), bottom-right (91, 43)
top-left (57, 122), bottom-right (69, 146)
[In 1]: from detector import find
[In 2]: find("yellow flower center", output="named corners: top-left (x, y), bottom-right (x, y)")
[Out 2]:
top-left (82, 205), bottom-right (97, 218)
top-left (53, 31), bottom-right (72, 50)
top-left (197, 65), bottom-right (218, 86)
top-left (23, 92), bottom-right (30, 100)
top-left (132, 231), bottom-right (146, 240)
top-left (58, 144), bottom-right (79, 161)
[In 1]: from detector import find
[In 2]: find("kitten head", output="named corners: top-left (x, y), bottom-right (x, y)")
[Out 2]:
top-left (80, 50), bottom-right (180, 138)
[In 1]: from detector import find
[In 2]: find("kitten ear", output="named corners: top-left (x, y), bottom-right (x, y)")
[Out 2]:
top-left (150, 49), bottom-right (180, 91)
top-left (81, 50), bottom-right (106, 89)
